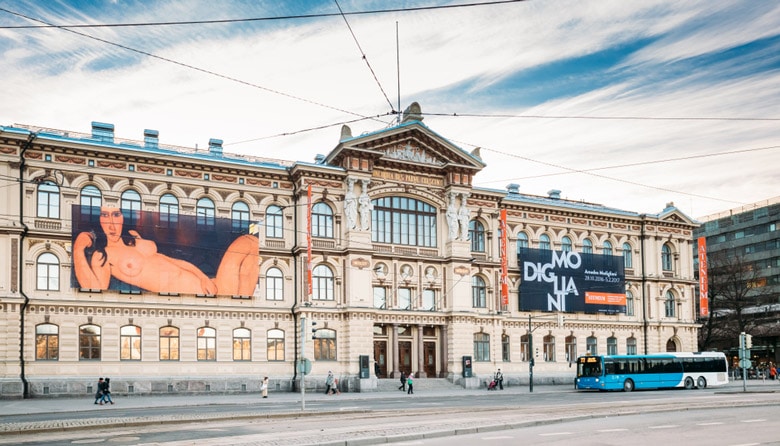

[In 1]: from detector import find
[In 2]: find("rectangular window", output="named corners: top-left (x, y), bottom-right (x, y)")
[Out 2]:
top-left (398, 288), bottom-right (411, 310)
top-left (421, 289), bottom-right (435, 311)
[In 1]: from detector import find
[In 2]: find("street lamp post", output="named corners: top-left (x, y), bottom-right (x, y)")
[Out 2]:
top-left (300, 316), bottom-right (306, 411)
top-left (528, 313), bottom-right (561, 393)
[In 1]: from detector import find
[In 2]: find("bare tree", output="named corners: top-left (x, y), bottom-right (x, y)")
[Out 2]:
top-left (698, 251), bottom-right (775, 351)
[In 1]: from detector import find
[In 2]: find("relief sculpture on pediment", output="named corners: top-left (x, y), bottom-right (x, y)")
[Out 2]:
top-left (385, 143), bottom-right (443, 166)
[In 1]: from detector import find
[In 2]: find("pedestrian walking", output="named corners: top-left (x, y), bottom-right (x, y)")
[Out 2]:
top-left (93, 377), bottom-right (104, 405)
top-left (261, 376), bottom-right (269, 398)
top-left (494, 369), bottom-right (504, 390)
top-left (330, 377), bottom-right (341, 395)
top-left (100, 377), bottom-right (114, 405)
top-left (407, 373), bottom-right (414, 394)
top-left (325, 371), bottom-right (335, 395)
top-left (398, 371), bottom-right (406, 391)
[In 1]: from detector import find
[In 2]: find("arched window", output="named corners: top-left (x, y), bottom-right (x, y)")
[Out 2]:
top-left (469, 220), bottom-right (485, 252)
top-left (626, 337), bottom-right (637, 355)
top-left (586, 336), bottom-right (598, 356)
top-left (36, 252), bottom-right (59, 291)
top-left (543, 335), bottom-right (556, 362)
top-left (666, 338), bottom-right (678, 352)
top-left (232, 201), bottom-right (250, 233)
top-left (267, 329), bottom-right (285, 361)
top-left (265, 205), bottom-right (283, 239)
top-left (603, 241), bottom-right (613, 256)
top-left (80, 185), bottom-right (102, 224)
top-left (561, 236), bottom-right (573, 252)
top-left (472, 276), bottom-right (487, 308)
top-left (626, 291), bottom-right (635, 316)
top-left (662, 243), bottom-right (673, 271)
top-left (582, 239), bottom-right (593, 254)
top-left (606, 336), bottom-right (618, 355)
top-left (159, 194), bottom-right (179, 228)
top-left (159, 326), bottom-right (179, 361)
top-left (623, 243), bottom-right (633, 269)
top-left (79, 324), bottom-right (101, 360)
top-left (36, 323), bottom-right (59, 360)
top-left (473, 333), bottom-right (490, 362)
top-left (233, 328), bottom-right (251, 361)
top-left (197, 326), bottom-right (217, 361)
top-left (197, 197), bottom-right (215, 230)
top-left (501, 334), bottom-right (510, 362)
top-left (314, 328), bottom-right (336, 360)
top-left (312, 264), bottom-right (334, 301)
top-left (37, 180), bottom-right (60, 219)
top-left (312, 202), bottom-right (334, 238)
top-left (520, 334), bottom-right (530, 361)
top-left (266, 267), bottom-right (284, 301)
top-left (120, 325), bottom-right (142, 360)
top-left (121, 189), bottom-right (141, 226)
top-left (539, 234), bottom-right (551, 250)
top-left (665, 290), bottom-right (676, 317)
top-left (565, 335), bottom-right (577, 363)
top-left (371, 196), bottom-right (437, 247)
top-left (517, 232), bottom-right (529, 251)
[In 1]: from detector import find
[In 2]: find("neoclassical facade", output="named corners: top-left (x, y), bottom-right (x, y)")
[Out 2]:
top-left (0, 104), bottom-right (701, 398)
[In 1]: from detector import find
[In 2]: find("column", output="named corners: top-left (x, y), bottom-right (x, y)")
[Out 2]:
top-left (417, 324), bottom-right (426, 378)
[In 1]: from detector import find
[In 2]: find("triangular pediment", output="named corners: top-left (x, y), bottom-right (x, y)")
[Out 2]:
top-left (657, 205), bottom-right (697, 225)
top-left (325, 120), bottom-right (485, 173)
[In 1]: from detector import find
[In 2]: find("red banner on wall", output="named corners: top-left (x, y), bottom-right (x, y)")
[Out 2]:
top-left (698, 236), bottom-right (709, 317)
top-left (499, 209), bottom-right (508, 307)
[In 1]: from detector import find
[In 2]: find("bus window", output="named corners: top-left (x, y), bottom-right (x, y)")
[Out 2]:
top-left (577, 357), bottom-right (602, 377)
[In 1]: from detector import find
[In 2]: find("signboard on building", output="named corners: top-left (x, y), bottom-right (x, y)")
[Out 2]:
top-left (519, 248), bottom-right (626, 313)
top-left (71, 205), bottom-right (259, 295)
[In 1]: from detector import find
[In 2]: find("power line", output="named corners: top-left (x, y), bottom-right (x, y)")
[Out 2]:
top-left (423, 112), bottom-right (780, 122)
top-left (333, 0), bottom-right (396, 113)
top-left (0, 1), bottom-right (527, 29)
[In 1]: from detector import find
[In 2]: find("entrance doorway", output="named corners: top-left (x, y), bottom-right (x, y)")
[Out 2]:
top-left (399, 341), bottom-right (412, 375)
top-left (424, 341), bottom-right (436, 377)
top-left (373, 340), bottom-right (387, 378)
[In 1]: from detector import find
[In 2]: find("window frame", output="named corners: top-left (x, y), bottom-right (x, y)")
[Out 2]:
top-left (233, 327), bottom-right (251, 361)
top-left (37, 180), bottom-right (60, 219)
top-left (35, 323), bottom-right (59, 361)
top-left (120, 325), bottom-right (142, 361)
top-left (267, 328), bottom-right (285, 361)
top-left (36, 252), bottom-right (60, 291)
top-left (265, 205), bottom-right (284, 239)
top-left (79, 324), bottom-right (101, 360)
top-left (197, 326), bottom-right (217, 361)
top-left (159, 326), bottom-right (180, 361)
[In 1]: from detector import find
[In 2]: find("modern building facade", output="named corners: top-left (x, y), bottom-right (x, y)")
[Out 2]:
top-left (694, 197), bottom-right (780, 369)
top-left (1, 103), bottom-right (701, 398)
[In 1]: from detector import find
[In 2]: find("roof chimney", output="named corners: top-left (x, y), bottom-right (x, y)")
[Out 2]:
top-left (506, 183), bottom-right (520, 195)
top-left (548, 189), bottom-right (561, 199)
top-left (208, 138), bottom-right (223, 157)
top-left (91, 121), bottom-right (114, 143)
top-left (144, 129), bottom-right (159, 149)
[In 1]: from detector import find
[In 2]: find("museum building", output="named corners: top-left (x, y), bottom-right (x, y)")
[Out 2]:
top-left (0, 103), bottom-right (701, 398)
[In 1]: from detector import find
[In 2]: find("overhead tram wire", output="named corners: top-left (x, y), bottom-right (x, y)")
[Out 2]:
top-left (0, 1), bottom-right (528, 29)
top-left (333, 0), bottom-right (396, 114)
top-left (422, 111), bottom-right (780, 122)
top-left (0, 8), bottom-right (388, 127)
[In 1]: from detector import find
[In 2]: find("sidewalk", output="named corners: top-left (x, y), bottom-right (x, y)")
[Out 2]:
top-left (1, 378), bottom-right (776, 418)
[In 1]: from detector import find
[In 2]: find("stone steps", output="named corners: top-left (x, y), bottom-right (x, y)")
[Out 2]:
top-left (376, 377), bottom-right (459, 392)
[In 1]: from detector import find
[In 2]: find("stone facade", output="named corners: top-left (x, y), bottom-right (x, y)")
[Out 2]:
top-left (0, 106), bottom-right (700, 398)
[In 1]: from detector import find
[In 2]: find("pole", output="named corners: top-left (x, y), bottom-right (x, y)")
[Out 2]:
top-left (529, 314), bottom-right (534, 393)
top-left (301, 316), bottom-right (306, 410)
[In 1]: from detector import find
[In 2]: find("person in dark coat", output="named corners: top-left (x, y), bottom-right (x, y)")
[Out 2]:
top-left (100, 377), bottom-right (114, 405)
top-left (398, 371), bottom-right (406, 391)
top-left (93, 377), bottom-right (104, 404)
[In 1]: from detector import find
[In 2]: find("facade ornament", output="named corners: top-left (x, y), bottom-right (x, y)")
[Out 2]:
top-left (344, 177), bottom-right (357, 230)
top-left (446, 192), bottom-right (458, 241)
top-left (458, 192), bottom-right (471, 241)
top-left (358, 179), bottom-right (373, 231)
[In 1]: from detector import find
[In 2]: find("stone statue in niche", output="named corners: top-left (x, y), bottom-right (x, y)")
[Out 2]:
top-left (458, 192), bottom-right (471, 241)
top-left (358, 179), bottom-right (373, 231)
top-left (344, 177), bottom-right (357, 230)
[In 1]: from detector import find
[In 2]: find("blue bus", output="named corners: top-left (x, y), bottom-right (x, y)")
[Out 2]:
top-left (575, 352), bottom-right (729, 391)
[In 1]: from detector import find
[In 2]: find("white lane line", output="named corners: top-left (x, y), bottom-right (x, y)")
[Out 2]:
top-left (597, 428), bottom-right (629, 432)
top-left (729, 443), bottom-right (760, 446)
top-left (539, 432), bottom-right (573, 436)
top-left (648, 425), bottom-right (679, 429)
top-left (740, 419), bottom-right (766, 423)
top-left (697, 422), bottom-right (724, 426)
top-left (482, 436), bottom-right (515, 440)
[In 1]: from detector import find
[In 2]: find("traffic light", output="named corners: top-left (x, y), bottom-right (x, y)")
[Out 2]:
top-left (311, 321), bottom-right (318, 339)
top-left (745, 333), bottom-right (752, 349)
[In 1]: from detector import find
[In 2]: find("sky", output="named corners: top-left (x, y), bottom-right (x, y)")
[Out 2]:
top-left (1, 0), bottom-right (779, 220)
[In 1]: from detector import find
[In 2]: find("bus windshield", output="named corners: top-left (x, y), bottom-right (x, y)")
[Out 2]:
top-left (577, 356), bottom-right (602, 377)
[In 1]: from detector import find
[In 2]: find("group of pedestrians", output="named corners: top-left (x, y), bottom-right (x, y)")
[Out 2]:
top-left (92, 377), bottom-right (114, 405)
top-left (398, 371), bottom-right (414, 394)
top-left (325, 371), bottom-right (341, 395)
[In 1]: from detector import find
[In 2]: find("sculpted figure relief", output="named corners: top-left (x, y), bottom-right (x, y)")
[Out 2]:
top-left (344, 177), bottom-right (357, 230)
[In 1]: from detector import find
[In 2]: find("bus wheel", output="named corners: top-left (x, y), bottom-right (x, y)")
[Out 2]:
top-left (684, 377), bottom-right (695, 389)
top-left (622, 379), bottom-right (634, 392)
top-left (696, 377), bottom-right (707, 389)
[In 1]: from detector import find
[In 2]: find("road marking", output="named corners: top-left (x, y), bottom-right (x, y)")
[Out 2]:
top-left (740, 419), bottom-right (766, 423)
top-left (539, 432), bottom-right (573, 436)
top-left (697, 422), bottom-right (724, 426)
top-left (482, 436), bottom-right (515, 439)
top-left (597, 428), bottom-right (629, 432)
top-left (648, 425), bottom-right (679, 429)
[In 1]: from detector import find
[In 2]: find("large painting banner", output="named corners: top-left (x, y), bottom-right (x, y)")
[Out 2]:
top-left (71, 205), bottom-right (259, 296)
top-left (519, 248), bottom-right (625, 314)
